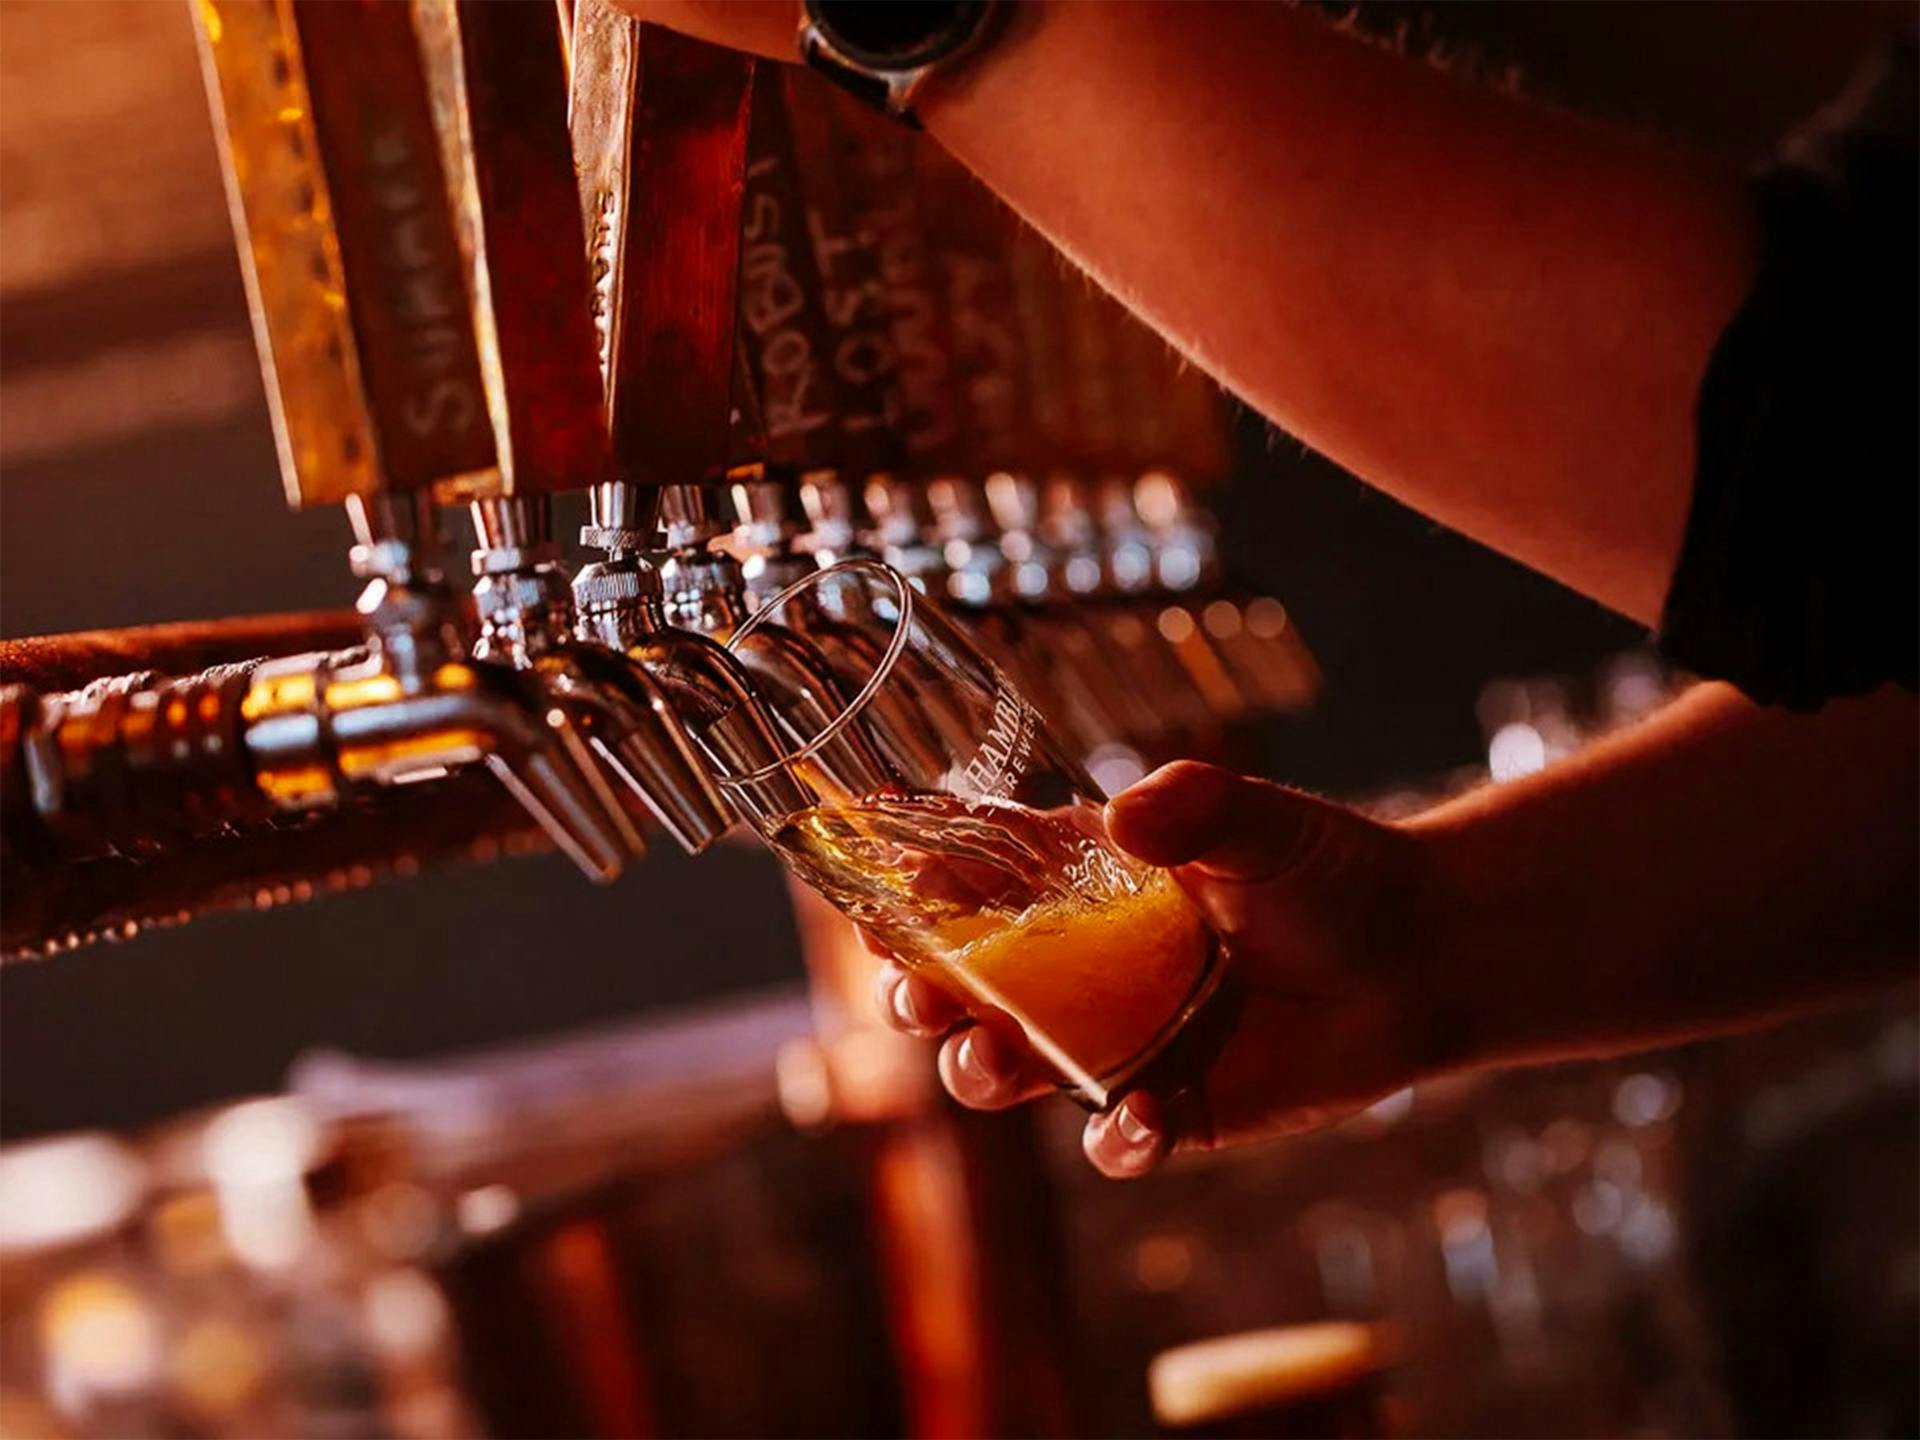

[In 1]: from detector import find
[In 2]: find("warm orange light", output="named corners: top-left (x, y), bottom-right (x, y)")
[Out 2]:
top-left (336, 728), bottom-right (491, 781)
top-left (239, 669), bottom-right (315, 721)
top-left (322, 673), bottom-right (405, 712)
top-left (256, 763), bottom-right (335, 805)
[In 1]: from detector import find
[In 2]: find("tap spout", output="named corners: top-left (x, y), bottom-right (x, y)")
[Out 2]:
top-left (471, 495), bottom-right (732, 854)
top-left (573, 555), bottom-right (813, 821)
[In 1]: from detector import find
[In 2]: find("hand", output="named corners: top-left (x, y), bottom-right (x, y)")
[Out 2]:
top-left (605, 0), bottom-right (803, 61)
top-left (870, 761), bottom-right (1460, 1178)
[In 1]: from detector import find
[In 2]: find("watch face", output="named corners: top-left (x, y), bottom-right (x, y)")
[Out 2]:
top-left (805, 0), bottom-right (990, 70)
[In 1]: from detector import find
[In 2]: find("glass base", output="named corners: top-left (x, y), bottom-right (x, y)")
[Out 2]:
top-left (1068, 947), bottom-right (1242, 1112)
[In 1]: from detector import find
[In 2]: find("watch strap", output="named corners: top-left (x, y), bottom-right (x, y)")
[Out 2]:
top-left (799, 29), bottom-right (925, 130)
top-left (798, 1), bottom-right (1006, 128)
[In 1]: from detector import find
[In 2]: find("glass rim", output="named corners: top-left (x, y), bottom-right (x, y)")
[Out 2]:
top-left (718, 557), bottom-right (918, 788)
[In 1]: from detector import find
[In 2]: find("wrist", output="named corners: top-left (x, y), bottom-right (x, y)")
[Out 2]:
top-left (1396, 811), bottom-right (1534, 1080)
top-left (913, 0), bottom-right (1052, 129)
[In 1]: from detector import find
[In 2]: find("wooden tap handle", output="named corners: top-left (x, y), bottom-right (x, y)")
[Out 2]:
top-left (194, 0), bottom-right (497, 508)
top-left (572, 17), bottom-right (753, 489)
top-left (417, 0), bottom-right (612, 499)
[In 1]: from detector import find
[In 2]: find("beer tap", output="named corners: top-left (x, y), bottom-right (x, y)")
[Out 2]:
top-left (567, 15), bottom-right (871, 801)
top-left (724, 73), bottom-right (834, 612)
top-left (726, 65), bottom-right (906, 603)
top-left (415, 0), bottom-right (730, 854)
top-left (729, 467), bottom-right (818, 615)
top-left (767, 68), bottom-right (915, 581)
top-left (567, 3), bottom-right (750, 654)
top-left (787, 90), bottom-right (1133, 774)
top-left (863, 473), bottom-right (951, 594)
top-left (855, 178), bottom-right (1178, 771)
top-left (731, 67), bottom-right (908, 593)
top-left (721, 68), bottom-right (976, 783)
top-left (180, 0), bottom-right (634, 882)
top-left (794, 471), bottom-right (879, 571)
top-left (777, 85), bottom-right (961, 604)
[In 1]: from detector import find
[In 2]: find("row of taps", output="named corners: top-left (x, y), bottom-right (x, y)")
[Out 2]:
top-left (0, 0), bottom-right (1316, 957)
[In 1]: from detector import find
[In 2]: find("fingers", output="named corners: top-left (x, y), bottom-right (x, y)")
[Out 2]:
top-left (1106, 760), bottom-right (1353, 882)
top-left (870, 960), bottom-right (1047, 1107)
top-left (937, 1018), bottom-right (1053, 1111)
top-left (1082, 1091), bottom-right (1172, 1178)
top-left (1082, 1077), bottom-right (1231, 1179)
top-left (869, 958), bottom-right (1047, 1108)
top-left (1104, 760), bottom-right (1232, 866)
top-left (870, 960), bottom-right (964, 1038)
top-left (871, 954), bottom-right (1221, 1166)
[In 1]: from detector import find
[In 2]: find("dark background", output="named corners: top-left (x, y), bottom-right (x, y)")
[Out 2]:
top-left (0, 1), bottom-right (1902, 1139)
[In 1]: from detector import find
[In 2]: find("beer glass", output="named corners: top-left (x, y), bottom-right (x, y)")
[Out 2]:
top-left (717, 559), bottom-right (1228, 1110)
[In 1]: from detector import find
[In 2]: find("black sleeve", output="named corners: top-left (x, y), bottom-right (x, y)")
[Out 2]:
top-left (1658, 31), bottom-right (1918, 711)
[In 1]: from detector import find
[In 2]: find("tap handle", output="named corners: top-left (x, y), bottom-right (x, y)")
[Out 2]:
top-left (807, 89), bottom-right (966, 481)
top-left (729, 67), bottom-right (836, 477)
top-left (415, 0), bottom-right (612, 499)
top-left (914, 144), bottom-right (1033, 478)
top-left (193, 0), bottom-right (496, 509)
top-left (572, 17), bottom-right (753, 488)
top-left (734, 68), bottom-right (916, 485)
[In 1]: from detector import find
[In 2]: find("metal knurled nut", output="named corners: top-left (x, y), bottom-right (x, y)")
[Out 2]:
top-left (579, 524), bottom-right (651, 554)
top-left (474, 571), bottom-right (564, 620)
top-left (572, 566), bottom-right (646, 611)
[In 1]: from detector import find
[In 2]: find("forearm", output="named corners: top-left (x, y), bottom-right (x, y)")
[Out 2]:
top-left (1409, 683), bottom-right (1918, 1070)
top-left (912, 1), bottom-right (1757, 623)
top-left (616, 0), bottom-right (1760, 619)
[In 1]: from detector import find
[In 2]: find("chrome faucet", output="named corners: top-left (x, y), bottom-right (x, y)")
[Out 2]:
top-left (241, 495), bottom-right (634, 882)
top-left (470, 496), bottom-right (729, 854)
top-left (189, 0), bottom-right (637, 882)
top-left (570, 17), bottom-right (892, 800)
top-left (420, 0), bottom-right (735, 854)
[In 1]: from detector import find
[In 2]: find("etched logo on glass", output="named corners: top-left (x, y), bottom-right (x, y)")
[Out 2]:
top-left (954, 680), bottom-right (1039, 801)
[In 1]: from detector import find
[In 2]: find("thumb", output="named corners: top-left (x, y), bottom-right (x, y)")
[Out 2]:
top-left (1104, 761), bottom-right (1350, 882)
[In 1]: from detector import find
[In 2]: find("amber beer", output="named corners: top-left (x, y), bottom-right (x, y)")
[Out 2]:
top-left (721, 561), bottom-right (1232, 1109)
top-left (771, 791), bottom-right (1222, 1107)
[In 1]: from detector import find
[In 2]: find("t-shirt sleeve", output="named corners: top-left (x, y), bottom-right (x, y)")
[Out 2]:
top-left (1658, 31), bottom-right (1918, 710)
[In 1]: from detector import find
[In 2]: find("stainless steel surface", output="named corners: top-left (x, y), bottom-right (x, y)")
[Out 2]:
top-left (471, 497), bottom-right (730, 855)
top-left (797, 472), bottom-right (883, 569)
top-left (732, 475), bottom-right (826, 613)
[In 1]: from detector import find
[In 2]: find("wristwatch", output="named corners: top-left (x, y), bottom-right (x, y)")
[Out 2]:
top-left (798, 1), bottom-right (1008, 128)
